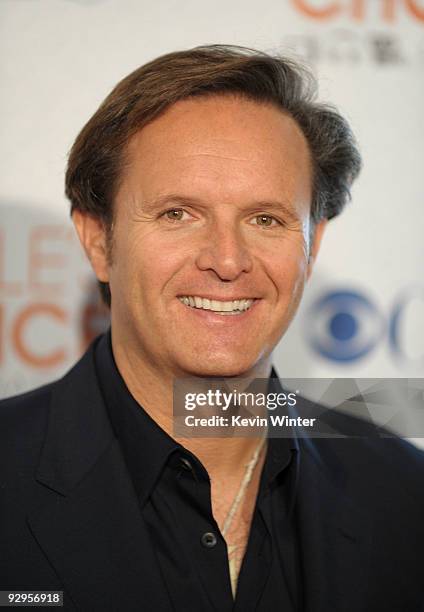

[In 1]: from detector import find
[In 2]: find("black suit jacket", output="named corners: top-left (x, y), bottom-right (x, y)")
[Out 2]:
top-left (1, 338), bottom-right (423, 611)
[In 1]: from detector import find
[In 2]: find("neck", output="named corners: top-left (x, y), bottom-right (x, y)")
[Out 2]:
top-left (110, 330), bottom-right (273, 479)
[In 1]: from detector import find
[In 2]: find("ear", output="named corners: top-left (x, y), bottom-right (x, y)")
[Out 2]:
top-left (307, 219), bottom-right (327, 280)
top-left (72, 210), bottom-right (110, 282)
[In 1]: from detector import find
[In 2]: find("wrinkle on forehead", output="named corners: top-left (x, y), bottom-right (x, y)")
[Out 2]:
top-left (180, 152), bottom-right (252, 162)
top-left (119, 95), bottom-right (313, 218)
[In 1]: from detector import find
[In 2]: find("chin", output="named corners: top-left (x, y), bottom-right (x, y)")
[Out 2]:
top-left (179, 354), bottom-right (256, 378)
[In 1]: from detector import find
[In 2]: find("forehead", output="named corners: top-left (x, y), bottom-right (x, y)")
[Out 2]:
top-left (121, 94), bottom-right (312, 210)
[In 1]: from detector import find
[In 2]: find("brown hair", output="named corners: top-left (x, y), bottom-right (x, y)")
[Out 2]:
top-left (65, 44), bottom-right (361, 306)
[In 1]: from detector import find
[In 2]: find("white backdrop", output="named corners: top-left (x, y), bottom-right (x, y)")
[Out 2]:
top-left (1, 1), bottom-right (423, 411)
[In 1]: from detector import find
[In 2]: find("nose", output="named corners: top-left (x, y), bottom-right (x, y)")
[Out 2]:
top-left (195, 222), bottom-right (253, 281)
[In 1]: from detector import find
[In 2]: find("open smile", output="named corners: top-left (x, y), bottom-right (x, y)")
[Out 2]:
top-left (178, 295), bottom-right (257, 316)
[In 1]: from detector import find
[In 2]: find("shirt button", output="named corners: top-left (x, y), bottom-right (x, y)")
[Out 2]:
top-left (201, 532), bottom-right (217, 548)
top-left (180, 457), bottom-right (193, 471)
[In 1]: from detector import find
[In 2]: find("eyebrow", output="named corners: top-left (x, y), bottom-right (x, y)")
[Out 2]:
top-left (142, 194), bottom-right (302, 223)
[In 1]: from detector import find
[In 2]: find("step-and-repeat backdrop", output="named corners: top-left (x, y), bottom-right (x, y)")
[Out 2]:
top-left (1, 1), bottom-right (423, 415)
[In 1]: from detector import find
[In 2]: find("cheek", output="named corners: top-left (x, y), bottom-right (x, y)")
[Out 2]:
top-left (265, 237), bottom-right (309, 292)
top-left (111, 228), bottom-right (189, 305)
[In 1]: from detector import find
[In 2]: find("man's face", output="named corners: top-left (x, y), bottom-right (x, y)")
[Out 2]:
top-left (88, 95), bottom-right (325, 377)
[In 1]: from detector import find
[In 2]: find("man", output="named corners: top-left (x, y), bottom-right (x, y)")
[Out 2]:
top-left (1, 45), bottom-right (423, 611)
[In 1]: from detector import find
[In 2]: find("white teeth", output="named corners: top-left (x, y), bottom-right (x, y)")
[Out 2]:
top-left (179, 296), bottom-right (254, 313)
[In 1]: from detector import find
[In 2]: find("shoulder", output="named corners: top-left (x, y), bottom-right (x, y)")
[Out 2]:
top-left (0, 340), bottom-right (98, 467)
top-left (0, 383), bottom-right (59, 514)
top-left (0, 381), bottom-right (56, 436)
top-left (0, 382), bottom-right (58, 469)
top-left (306, 409), bottom-right (424, 505)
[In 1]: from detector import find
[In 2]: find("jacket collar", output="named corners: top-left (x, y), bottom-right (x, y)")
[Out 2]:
top-left (35, 337), bottom-right (115, 496)
top-left (269, 366), bottom-right (374, 612)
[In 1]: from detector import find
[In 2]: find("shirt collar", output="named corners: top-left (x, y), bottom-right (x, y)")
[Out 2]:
top-left (94, 330), bottom-right (183, 505)
top-left (94, 330), bottom-right (299, 503)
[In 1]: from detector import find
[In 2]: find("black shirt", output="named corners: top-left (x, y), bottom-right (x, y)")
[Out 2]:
top-left (94, 332), bottom-right (301, 612)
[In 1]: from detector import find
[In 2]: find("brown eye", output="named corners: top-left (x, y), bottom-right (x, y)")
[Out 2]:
top-left (165, 209), bottom-right (184, 221)
top-left (255, 215), bottom-right (275, 227)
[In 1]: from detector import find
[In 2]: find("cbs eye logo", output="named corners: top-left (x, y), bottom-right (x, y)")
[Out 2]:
top-left (306, 288), bottom-right (423, 365)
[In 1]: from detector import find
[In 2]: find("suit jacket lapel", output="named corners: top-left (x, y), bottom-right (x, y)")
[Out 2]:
top-left (27, 345), bottom-right (172, 611)
top-left (269, 370), bottom-right (375, 612)
top-left (296, 435), bottom-right (374, 612)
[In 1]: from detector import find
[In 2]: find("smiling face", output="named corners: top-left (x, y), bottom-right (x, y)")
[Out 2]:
top-left (76, 95), bottom-right (326, 378)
